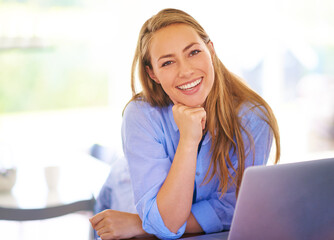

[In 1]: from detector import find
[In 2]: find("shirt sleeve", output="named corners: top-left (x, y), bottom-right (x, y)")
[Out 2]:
top-left (121, 101), bottom-right (186, 239)
top-left (191, 105), bottom-right (274, 233)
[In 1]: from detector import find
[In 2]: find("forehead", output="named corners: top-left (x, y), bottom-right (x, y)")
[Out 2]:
top-left (149, 24), bottom-right (203, 58)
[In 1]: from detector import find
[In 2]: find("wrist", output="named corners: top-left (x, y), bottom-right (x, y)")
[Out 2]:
top-left (178, 136), bottom-right (201, 151)
top-left (132, 214), bottom-right (149, 237)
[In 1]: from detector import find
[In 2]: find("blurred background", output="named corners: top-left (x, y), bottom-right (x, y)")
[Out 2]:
top-left (0, 0), bottom-right (333, 239)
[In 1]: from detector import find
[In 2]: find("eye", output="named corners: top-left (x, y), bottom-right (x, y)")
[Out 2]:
top-left (161, 61), bottom-right (173, 67)
top-left (189, 50), bottom-right (201, 56)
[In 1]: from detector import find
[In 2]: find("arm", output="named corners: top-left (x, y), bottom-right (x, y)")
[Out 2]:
top-left (122, 102), bottom-right (205, 239)
top-left (157, 104), bottom-right (206, 233)
top-left (90, 210), bottom-right (202, 240)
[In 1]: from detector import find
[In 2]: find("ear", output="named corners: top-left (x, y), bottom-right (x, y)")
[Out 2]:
top-left (145, 66), bottom-right (160, 84)
top-left (207, 41), bottom-right (215, 56)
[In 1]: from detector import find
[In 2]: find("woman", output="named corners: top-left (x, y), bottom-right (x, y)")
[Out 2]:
top-left (90, 8), bottom-right (280, 240)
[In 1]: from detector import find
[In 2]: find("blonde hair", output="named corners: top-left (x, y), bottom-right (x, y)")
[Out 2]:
top-left (129, 8), bottom-right (280, 196)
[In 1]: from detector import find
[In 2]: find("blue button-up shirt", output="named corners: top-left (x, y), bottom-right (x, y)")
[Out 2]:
top-left (122, 100), bottom-right (273, 239)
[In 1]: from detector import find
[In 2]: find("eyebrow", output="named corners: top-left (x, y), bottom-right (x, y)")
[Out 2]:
top-left (157, 42), bottom-right (199, 62)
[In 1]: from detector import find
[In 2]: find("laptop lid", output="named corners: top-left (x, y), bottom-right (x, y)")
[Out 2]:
top-left (228, 158), bottom-right (334, 240)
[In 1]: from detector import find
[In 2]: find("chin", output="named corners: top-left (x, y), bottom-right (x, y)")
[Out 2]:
top-left (182, 100), bottom-right (205, 108)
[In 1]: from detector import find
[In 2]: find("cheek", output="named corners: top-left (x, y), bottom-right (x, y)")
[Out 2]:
top-left (203, 59), bottom-right (215, 89)
top-left (156, 70), bottom-right (177, 87)
top-left (209, 63), bottom-right (215, 79)
top-left (200, 57), bottom-right (214, 79)
top-left (207, 56), bottom-right (215, 76)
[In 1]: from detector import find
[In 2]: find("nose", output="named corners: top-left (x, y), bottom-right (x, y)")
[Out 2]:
top-left (178, 59), bottom-right (194, 78)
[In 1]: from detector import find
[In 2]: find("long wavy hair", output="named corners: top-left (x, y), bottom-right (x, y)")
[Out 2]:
top-left (129, 8), bottom-right (280, 196)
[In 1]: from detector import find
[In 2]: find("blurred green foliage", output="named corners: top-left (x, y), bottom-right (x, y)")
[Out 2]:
top-left (0, 42), bottom-right (109, 113)
top-left (0, 0), bottom-right (110, 113)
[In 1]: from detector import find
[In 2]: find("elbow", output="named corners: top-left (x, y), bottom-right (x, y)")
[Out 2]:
top-left (142, 217), bottom-right (186, 239)
top-left (161, 213), bottom-right (189, 234)
top-left (141, 197), bottom-right (188, 238)
top-left (157, 202), bottom-right (191, 234)
top-left (166, 223), bottom-right (183, 235)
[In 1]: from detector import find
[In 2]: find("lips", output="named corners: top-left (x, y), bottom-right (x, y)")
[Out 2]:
top-left (176, 77), bottom-right (202, 91)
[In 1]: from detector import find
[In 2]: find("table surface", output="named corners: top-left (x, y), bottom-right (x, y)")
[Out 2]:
top-left (120, 231), bottom-right (229, 240)
top-left (180, 231), bottom-right (229, 240)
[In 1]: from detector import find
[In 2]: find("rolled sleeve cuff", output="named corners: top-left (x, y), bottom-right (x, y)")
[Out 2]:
top-left (142, 198), bottom-right (186, 239)
top-left (191, 200), bottom-right (224, 233)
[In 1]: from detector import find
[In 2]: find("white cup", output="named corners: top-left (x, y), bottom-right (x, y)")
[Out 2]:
top-left (44, 166), bottom-right (60, 191)
top-left (0, 168), bottom-right (17, 192)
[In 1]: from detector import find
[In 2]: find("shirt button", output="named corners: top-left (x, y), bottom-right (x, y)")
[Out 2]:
top-left (196, 172), bottom-right (200, 176)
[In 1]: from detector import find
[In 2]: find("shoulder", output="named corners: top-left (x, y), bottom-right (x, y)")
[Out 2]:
top-left (122, 100), bottom-right (172, 134)
top-left (123, 100), bottom-right (169, 121)
top-left (123, 100), bottom-right (152, 118)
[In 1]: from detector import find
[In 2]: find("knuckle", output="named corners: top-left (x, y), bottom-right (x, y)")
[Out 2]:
top-left (105, 218), bottom-right (112, 225)
top-left (103, 209), bottom-right (111, 216)
top-left (112, 231), bottom-right (121, 239)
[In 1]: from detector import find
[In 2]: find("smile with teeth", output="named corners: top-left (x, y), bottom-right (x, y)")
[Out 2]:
top-left (177, 78), bottom-right (202, 90)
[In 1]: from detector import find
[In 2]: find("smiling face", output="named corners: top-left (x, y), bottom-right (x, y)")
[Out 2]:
top-left (146, 24), bottom-right (215, 107)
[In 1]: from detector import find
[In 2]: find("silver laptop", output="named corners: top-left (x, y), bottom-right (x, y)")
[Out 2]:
top-left (183, 158), bottom-right (334, 240)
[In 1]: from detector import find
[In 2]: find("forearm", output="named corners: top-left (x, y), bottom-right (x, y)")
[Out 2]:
top-left (156, 139), bottom-right (198, 233)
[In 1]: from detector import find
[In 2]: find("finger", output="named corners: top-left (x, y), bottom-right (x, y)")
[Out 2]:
top-left (100, 232), bottom-right (115, 240)
top-left (187, 107), bottom-right (205, 114)
top-left (173, 104), bottom-right (203, 114)
top-left (172, 103), bottom-right (184, 110)
top-left (94, 218), bottom-right (110, 232)
top-left (201, 113), bottom-right (206, 130)
top-left (95, 219), bottom-right (115, 238)
top-left (97, 227), bottom-right (111, 239)
top-left (184, 106), bottom-right (206, 116)
top-left (90, 211), bottom-right (107, 227)
top-left (172, 104), bottom-right (187, 116)
top-left (187, 108), bottom-right (206, 129)
top-left (195, 109), bottom-right (206, 130)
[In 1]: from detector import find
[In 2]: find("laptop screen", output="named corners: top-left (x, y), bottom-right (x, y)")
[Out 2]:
top-left (228, 158), bottom-right (334, 240)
